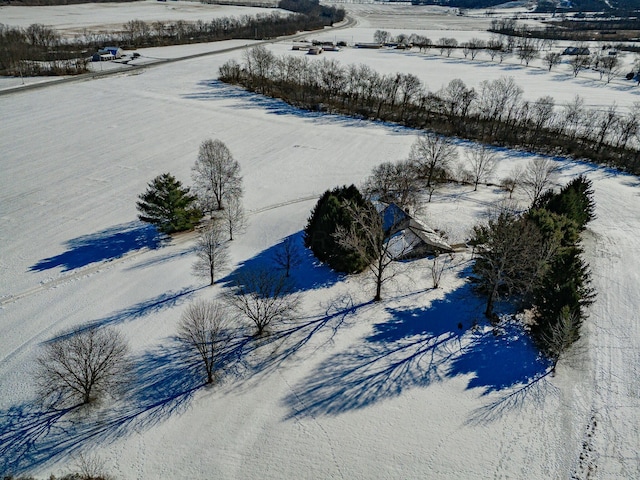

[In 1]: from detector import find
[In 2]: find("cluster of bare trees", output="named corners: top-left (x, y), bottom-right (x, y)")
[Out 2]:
top-left (0, 23), bottom-right (88, 76)
top-left (221, 50), bottom-right (640, 173)
top-left (0, 0), bottom-right (344, 77)
top-left (190, 139), bottom-right (245, 286)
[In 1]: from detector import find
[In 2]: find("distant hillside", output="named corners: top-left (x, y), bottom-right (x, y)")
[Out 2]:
top-left (1, 0), bottom-right (135, 5)
top-left (409, 0), bottom-right (638, 12)
top-left (535, 0), bottom-right (639, 12)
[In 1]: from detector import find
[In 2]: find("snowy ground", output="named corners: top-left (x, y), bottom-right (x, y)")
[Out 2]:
top-left (0, 0), bottom-right (288, 37)
top-left (1, 3), bottom-right (639, 479)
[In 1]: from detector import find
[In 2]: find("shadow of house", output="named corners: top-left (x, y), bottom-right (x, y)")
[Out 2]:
top-left (282, 277), bottom-right (550, 419)
top-left (377, 202), bottom-right (453, 260)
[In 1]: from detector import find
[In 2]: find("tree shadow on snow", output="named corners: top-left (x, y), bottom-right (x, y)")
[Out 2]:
top-left (282, 277), bottom-right (551, 419)
top-left (217, 291), bottom-right (371, 391)
top-left (30, 221), bottom-right (165, 273)
top-left (184, 80), bottom-right (413, 135)
top-left (219, 232), bottom-right (344, 294)
top-left (0, 281), bottom-right (364, 475)
top-left (0, 343), bottom-right (203, 476)
top-left (45, 286), bottom-right (204, 343)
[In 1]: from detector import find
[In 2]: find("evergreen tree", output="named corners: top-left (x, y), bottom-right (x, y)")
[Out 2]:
top-left (137, 173), bottom-right (202, 234)
top-left (534, 175), bottom-right (595, 231)
top-left (304, 185), bottom-right (375, 273)
top-left (528, 175), bottom-right (596, 356)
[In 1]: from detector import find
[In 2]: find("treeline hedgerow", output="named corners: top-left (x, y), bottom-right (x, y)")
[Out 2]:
top-left (219, 48), bottom-right (640, 175)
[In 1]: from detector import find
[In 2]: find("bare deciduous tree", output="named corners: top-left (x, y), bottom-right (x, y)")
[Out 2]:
top-left (486, 37), bottom-right (503, 61)
top-left (465, 144), bottom-right (498, 191)
top-left (192, 139), bottom-right (243, 216)
top-left (501, 165), bottom-right (524, 199)
top-left (465, 37), bottom-right (485, 60)
top-left (569, 51), bottom-right (591, 77)
top-left (36, 327), bottom-right (131, 407)
top-left (437, 37), bottom-right (458, 57)
top-left (603, 55), bottom-right (621, 84)
top-left (220, 194), bottom-right (246, 241)
top-left (373, 29), bottom-right (390, 44)
top-left (543, 52), bottom-right (562, 71)
top-left (178, 300), bottom-right (230, 384)
top-left (362, 159), bottom-right (421, 211)
top-left (334, 200), bottom-right (409, 302)
top-left (273, 236), bottom-right (302, 277)
top-left (429, 253), bottom-right (454, 289)
top-left (225, 268), bottom-right (300, 336)
top-left (410, 132), bottom-right (457, 188)
top-left (471, 207), bottom-right (553, 319)
top-left (522, 157), bottom-right (559, 204)
top-left (193, 221), bottom-right (229, 286)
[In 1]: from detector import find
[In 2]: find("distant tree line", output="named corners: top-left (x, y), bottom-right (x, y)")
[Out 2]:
top-left (0, 0), bottom-right (344, 76)
top-left (219, 48), bottom-right (640, 174)
top-left (489, 16), bottom-right (640, 44)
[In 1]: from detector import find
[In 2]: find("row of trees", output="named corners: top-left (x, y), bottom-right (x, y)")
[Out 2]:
top-left (220, 48), bottom-right (640, 173)
top-left (373, 27), bottom-right (635, 82)
top-left (35, 261), bottom-right (301, 408)
top-left (471, 175), bottom-right (595, 367)
top-left (0, 23), bottom-right (89, 76)
top-left (0, 0), bottom-right (345, 76)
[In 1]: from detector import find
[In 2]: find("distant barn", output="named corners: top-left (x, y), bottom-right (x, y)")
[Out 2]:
top-left (562, 46), bottom-right (590, 56)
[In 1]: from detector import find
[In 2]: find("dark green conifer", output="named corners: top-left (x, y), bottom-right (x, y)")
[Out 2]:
top-left (137, 173), bottom-right (203, 234)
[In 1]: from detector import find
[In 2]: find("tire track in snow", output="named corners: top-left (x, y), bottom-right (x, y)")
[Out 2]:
top-left (277, 369), bottom-right (346, 480)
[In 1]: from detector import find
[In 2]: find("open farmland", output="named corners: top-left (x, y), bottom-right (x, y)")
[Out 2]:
top-left (1, 2), bottom-right (639, 479)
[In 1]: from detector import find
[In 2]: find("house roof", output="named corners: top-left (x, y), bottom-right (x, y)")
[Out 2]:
top-left (374, 201), bottom-right (453, 258)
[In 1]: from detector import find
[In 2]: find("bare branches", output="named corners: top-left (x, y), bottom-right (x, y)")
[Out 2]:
top-left (178, 300), bottom-right (230, 384)
top-left (273, 236), bottom-right (302, 278)
top-left (224, 268), bottom-right (300, 336)
top-left (220, 194), bottom-right (246, 241)
top-left (333, 200), bottom-right (406, 302)
top-left (193, 221), bottom-right (229, 286)
top-left (464, 144), bottom-right (498, 191)
top-left (35, 327), bottom-right (132, 408)
top-left (361, 159), bottom-right (421, 211)
top-left (410, 132), bottom-right (457, 188)
top-left (192, 139), bottom-right (243, 216)
top-left (522, 157), bottom-right (559, 205)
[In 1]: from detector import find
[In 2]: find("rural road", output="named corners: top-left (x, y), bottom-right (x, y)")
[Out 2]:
top-left (0, 14), bottom-right (356, 97)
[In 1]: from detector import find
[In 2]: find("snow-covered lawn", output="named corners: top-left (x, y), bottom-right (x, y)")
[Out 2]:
top-left (1, 3), bottom-right (639, 479)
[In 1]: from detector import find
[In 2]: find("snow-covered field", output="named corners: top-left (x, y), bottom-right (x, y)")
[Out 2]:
top-left (0, 0), bottom-right (287, 36)
top-left (1, 3), bottom-right (639, 479)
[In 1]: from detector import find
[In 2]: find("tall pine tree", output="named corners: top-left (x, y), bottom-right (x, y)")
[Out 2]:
top-left (137, 173), bottom-right (202, 234)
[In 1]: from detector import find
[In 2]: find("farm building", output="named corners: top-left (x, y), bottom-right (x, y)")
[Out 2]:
top-left (562, 46), bottom-right (591, 56)
top-left (91, 47), bottom-right (124, 62)
top-left (377, 202), bottom-right (453, 259)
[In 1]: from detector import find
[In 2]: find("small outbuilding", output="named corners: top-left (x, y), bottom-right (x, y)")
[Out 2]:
top-left (562, 46), bottom-right (590, 56)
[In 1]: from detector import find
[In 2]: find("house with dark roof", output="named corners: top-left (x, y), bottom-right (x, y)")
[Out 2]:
top-left (376, 202), bottom-right (453, 260)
